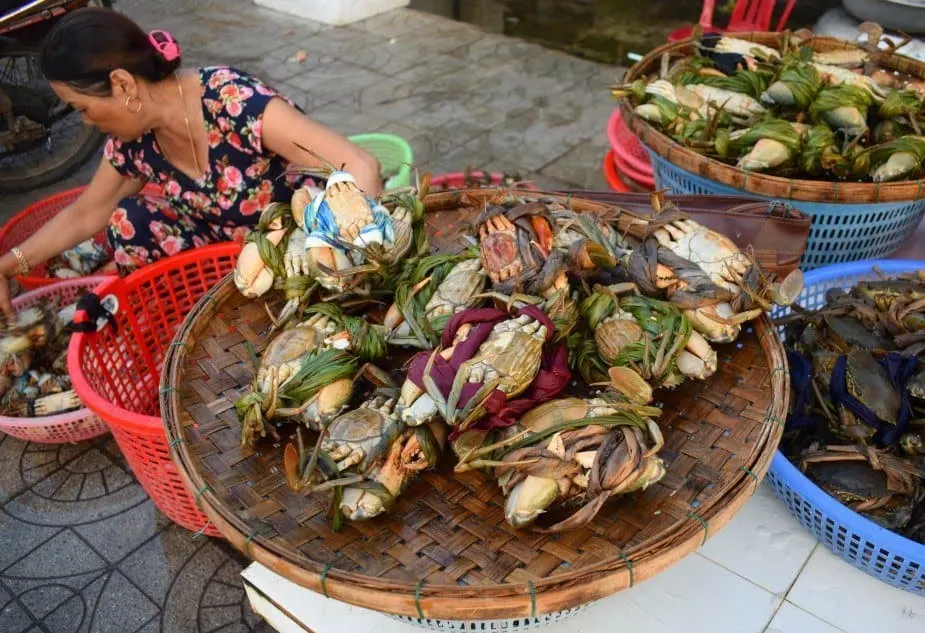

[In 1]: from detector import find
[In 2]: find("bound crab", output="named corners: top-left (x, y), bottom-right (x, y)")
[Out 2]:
top-left (475, 197), bottom-right (616, 298)
top-left (800, 443), bottom-right (924, 532)
top-left (454, 368), bottom-right (666, 531)
top-left (621, 197), bottom-right (803, 343)
top-left (397, 300), bottom-right (571, 436)
top-left (579, 287), bottom-right (718, 389)
top-left (283, 391), bottom-right (447, 522)
top-left (383, 249), bottom-right (488, 349)
top-left (236, 305), bottom-right (387, 448)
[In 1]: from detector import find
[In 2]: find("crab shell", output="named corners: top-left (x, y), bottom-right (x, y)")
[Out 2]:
top-left (256, 317), bottom-right (337, 393)
top-left (322, 397), bottom-right (402, 474)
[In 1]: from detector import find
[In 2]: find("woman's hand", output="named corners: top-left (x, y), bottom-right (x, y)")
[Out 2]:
top-left (261, 98), bottom-right (383, 197)
top-left (0, 157), bottom-right (142, 320)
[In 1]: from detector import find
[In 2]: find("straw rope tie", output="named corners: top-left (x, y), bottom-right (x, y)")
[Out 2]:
top-left (739, 466), bottom-right (760, 494)
top-left (528, 580), bottom-right (537, 618)
top-left (169, 437), bottom-right (185, 448)
top-left (245, 531), bottom-right (257, 557)
top-left (767, 414), bottom-right (786, 428)
top-left (916, 180), bottom-right (923, 200)
top-left (786, 179), bottom-right (794, 200)
top-left (770, 366), bottom-right (787, 379)
top-left (320, 562), bottom-right (334, 598)
top-left (833, 181), bottom-right (839, 203)
top-left (414, 581), bottom-right (425, 619)
top-left (159, 386), bottom-right (178, 395)
top-left (565, 194), bottom-right (573, 208)
top-left (686, 512), bottom-right (709, 546)
top-left (194, 484), bottom-right (211, 506)
top-left (191, 519), bottom-right (212, 540)
top-left (618, 550), bottom-right (634, 588)
top-left (170, 341), bottom-right (190, 352)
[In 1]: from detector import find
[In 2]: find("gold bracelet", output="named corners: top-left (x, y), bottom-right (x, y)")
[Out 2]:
top-left (10, 247), bottom-right (30, 275)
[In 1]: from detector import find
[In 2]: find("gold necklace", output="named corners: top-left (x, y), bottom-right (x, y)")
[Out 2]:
top-left (156, 72), bottom-right (205, 181)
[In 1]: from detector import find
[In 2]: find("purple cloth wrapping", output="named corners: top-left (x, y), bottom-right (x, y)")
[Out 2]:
top-left (406, 305), bottom-right (571, 436)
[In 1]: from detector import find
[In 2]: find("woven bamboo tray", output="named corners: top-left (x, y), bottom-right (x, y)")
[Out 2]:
top-left (161, 188), bottom-right (789, 621)
top-left (621, 33), bottom-right (925, 203)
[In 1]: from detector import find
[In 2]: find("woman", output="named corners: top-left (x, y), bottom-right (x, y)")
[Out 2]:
top-left (0, 7), bottom-right (381, 318)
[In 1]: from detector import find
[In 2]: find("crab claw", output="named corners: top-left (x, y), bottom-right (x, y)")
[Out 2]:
top-left (504, 475), bottom-right (559, 529)
top-left (234, 228), bottom-right (287, 298)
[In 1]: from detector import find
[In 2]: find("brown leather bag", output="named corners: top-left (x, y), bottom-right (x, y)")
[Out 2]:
top-left (556, 190), bottom-right (812, 278)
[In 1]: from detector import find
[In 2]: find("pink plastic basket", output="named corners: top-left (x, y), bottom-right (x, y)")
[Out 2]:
top-left (607, 107), bottom-right (654, 185)
top-left (0, 277), bottom-right (114, 443)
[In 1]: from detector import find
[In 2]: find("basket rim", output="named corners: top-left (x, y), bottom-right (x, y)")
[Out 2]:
top-left (621, 32), bottom-right (925, 204)
top-left (66, 242), bottom-right (242, 436)
top-left (0, 276), bottom-right (116, 428)
top-left (607, 107), bottom-right (652, 177)
top-left (769, 452), bottom-right (925, 560)
top-left (161, 187), bottom-right (790, 620)
top-left (770, 257), bottom-right (925, 563)
top-left (603, 149), bottom-right (632, 192)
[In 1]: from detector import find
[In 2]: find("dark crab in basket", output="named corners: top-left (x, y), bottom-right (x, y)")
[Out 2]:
top-left (800, 443), bottom-right (925, 533)
top-left (454, 368), bottom-right (666, 532)
top-left (786, 311), bottom-right (920, 446)
top-left (283, 391), bottom-right (447, 522)
top-left (784, 272), bottom-right (925, 355)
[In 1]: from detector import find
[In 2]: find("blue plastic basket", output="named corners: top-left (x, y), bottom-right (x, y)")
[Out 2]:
top-left (646, 150), bottom-right (925, 271)
top-left (765, 258), bottom-right (925, 595)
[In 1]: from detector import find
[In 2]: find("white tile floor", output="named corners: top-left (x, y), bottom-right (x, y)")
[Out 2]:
top-left (241, 482), bottom-right (925, 633)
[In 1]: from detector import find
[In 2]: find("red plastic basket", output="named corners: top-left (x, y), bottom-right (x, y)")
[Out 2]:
top-left (67, 242), bottom-right (241, 535)
top-left (0, 276), bottom-right (114, 443)
top-left (603, 149), bottom-right (632, 192)
top-left (0, 183), bottom-right (163, 290)
top-left (606, 108), bottom-right (654, 184)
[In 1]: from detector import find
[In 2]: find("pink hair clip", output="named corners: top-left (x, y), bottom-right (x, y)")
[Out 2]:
top-left (148, 30), bottom-right (181, 62)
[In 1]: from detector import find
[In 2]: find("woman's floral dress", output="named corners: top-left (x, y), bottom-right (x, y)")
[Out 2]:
top-left (104, 66), bottom-right (312, 273)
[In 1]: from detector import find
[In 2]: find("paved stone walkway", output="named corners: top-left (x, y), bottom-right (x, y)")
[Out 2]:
top-left (2, 0), bottom-right (624, 221)
top-left (0, 1), bottom-right (626, 631)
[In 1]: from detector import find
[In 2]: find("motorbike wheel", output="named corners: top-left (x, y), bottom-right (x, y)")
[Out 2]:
top-left (0, 44), bottom-right (105, 193)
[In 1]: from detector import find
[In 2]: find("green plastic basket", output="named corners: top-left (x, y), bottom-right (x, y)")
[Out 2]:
top-left (348, 133), bottom-right (414, 190)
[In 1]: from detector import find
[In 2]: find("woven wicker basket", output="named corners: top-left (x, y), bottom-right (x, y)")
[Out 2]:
top-left (161, 188), bottom-right (789, 622)
top-left (620, 33), bottom-right (925, 204)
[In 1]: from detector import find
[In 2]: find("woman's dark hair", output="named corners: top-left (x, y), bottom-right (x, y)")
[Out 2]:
top-left (41, 7), bottom-right (181, 96)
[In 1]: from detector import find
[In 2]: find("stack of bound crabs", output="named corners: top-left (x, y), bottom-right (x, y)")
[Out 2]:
top-left (0, 300), bottom-right (83, 418)
top-left (232, 165), bottom-right (803, 532)
top-left (615, 27), bottom-right (925, 182)
top-left (778, 272), bottom-right (925, 543)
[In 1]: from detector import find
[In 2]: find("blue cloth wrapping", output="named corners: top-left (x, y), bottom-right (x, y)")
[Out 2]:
top-left (785, 350), bottom-right (818, 433)
top-left (828, 352), bottom-right (919, 447)
top-left (303, 195), bottom-right (394, 264)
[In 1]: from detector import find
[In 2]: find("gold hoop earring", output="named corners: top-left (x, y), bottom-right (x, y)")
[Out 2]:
top-left (123, 96), bottom-right (143, 114)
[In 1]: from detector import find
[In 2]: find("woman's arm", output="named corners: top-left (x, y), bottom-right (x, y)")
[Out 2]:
top-left (0, 157), bottom-right (143, 316)
top-left (261, 98), bottom-right (383, 198)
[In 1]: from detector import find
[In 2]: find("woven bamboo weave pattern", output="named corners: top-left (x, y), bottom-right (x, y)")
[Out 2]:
top-left (163, 189), bottom-right (788, 620)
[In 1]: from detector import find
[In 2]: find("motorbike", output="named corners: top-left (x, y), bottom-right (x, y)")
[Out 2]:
top-left (0, 0), bottom-right (112, 192)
